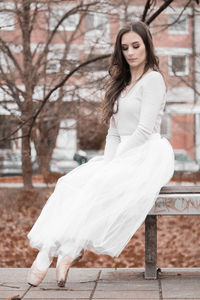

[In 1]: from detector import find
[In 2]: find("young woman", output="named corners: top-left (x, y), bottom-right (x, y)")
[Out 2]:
top-left (27, 21), bottom-right (174, 287)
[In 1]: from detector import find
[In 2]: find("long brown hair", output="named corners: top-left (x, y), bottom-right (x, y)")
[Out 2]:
top-left (101, 21), bottom-right (166, 124)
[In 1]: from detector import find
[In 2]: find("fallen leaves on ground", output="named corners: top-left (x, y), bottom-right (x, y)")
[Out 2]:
top-left (0, 187), bottom-right (200, 268)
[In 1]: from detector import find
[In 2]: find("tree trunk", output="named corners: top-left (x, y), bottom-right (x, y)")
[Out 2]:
top-left (20, 1), bottom-right (34, 188)
top-left (21, 124), bottom-right (33, 188)
top-left (33, 118), bottom-right (60, 175)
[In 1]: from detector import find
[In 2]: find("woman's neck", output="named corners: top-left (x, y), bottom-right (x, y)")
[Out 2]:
top-left (129, 65), bottom-right (146, 83)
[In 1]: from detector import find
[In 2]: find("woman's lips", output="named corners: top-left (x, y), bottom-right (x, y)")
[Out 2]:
top-left (128, 58), bottom-right (137, 62)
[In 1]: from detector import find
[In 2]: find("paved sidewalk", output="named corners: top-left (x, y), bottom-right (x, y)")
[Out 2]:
top-left (0, 183), bottom-right (55, 188)
top-left (1, 267), bottom-right (200, 299)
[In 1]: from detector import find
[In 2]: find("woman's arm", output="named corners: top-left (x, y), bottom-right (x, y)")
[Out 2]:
top-left (104, 115), bottom-right (121, 162)
top-left (116, 72), bottom-right (166, 156)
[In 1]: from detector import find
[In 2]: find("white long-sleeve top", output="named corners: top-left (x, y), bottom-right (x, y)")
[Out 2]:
top-left (104, 71), bottom-right (167, 162)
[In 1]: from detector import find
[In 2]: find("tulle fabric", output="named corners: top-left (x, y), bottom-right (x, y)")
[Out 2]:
top-left (28, 133), bottom-right (174, 259)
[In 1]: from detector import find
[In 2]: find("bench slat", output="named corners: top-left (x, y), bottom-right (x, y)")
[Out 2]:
top-left (160, 186), bottom-right (200, 194)
top-left (149, 194), bottom-right (200, 215)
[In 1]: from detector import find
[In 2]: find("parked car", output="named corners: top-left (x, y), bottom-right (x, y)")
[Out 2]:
top-left (2, 148), bottom-right (198, 176)
top-left (73, 149), bottom-right (104, 165)
top-left (49, 148), bottom-right (79, 173)
top-left (174, 150), bottom-right (199, 171)
top-left (73, 149), bottom-right (88, 165)
top-left (0, 149), bottom-right (78, 176)
top-left (0, 151), bottom-right (38, 176)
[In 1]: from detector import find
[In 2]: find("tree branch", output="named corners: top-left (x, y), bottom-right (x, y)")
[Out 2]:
top-left (28, 53), bottom-right (111, 136)
top-left (0, 38), bottom-right (23, 76)
top-left (141, 0), bottom-right (155, 22)
top-left (0, 53), bottom-right (111, 143)
top-left (32, 1), bottom-right (99, 80)
top-left (146, 0), bottom-right (175, 25)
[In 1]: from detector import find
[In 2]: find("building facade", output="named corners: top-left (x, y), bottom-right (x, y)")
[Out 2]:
top-left (0, 0), bottom-right (200, 174)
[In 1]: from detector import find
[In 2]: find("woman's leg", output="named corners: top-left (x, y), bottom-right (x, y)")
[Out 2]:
top-left (56, 249), bottom-right (85, 287)
top-left (56, 255), bottom-right (73, 287)
top-left (27, 248), bottom-right (53, 286)
top-left (35, 249), bottom-right (53, 270)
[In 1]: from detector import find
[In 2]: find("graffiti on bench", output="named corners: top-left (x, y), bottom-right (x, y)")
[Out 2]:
top-left (149, 194), bottom-right (200, 215)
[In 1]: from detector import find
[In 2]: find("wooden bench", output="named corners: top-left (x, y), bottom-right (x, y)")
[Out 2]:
top-left (145, 186), bottom-right (200, 279)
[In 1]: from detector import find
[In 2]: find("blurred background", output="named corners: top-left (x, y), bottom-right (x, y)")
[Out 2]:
top-left (0, 0), bottom-right (200, 269)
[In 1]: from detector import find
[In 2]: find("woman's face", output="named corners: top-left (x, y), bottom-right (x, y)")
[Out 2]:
top-left (121, 31), bottom-right (146, 70)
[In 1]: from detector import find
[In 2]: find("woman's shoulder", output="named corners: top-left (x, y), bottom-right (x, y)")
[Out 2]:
top-left (144, 70), bottom-right (164, 80)
top-left (142, 70), bottom-right (166, 89)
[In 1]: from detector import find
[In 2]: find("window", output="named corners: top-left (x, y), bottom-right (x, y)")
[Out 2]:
top-left (0, 11), bottom-right (15, 30)
top-left (62, 86), bottom-right (78, 102)
top-left (0, 52), bottom-right (14, 73)
top-left (46, 44), bottom-right (80, 74)
top-left (83, 56), bottom-right (109, 72)
top-left (168, 14), bottom-right (188, 34)
top-left (169, 55), bottom-right (189, 76)
top-left (85, 13), bottom-right (110, 48)
top-left (46, 44), bottom-right (65, 73)
top-left (33, 85), bottom-right (59, 102)
top-left (0, 85), bottom-right (13, 102)
top-left (33, 86), bottom-right (43, 101)
top-left (47, 5), bottom-right (80, 31)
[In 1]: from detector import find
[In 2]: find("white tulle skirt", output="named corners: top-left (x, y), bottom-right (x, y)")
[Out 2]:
top-left (27, 133), bottom-right (174, 259)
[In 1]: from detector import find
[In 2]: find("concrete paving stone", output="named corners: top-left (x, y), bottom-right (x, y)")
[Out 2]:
top-left (0, 282), bottom-right (94, 292)
top-left (96, 281), bottom-right (158, 291)
top-left (23, 290), bottom-right (90, 299)
top-left (2, 284), bottom-right (94, 299)
top-left (67, 268), bottom-right (100, 283)
top-left (0, 268), bottom-right (99, 284)
top-left (0, 282), bottom-right (24, 291)
top-left (0, 268), bottom-right (28, 283)
top-left (160, 268), bottom-right (200, 276)
top-left (41, 282), bottom-right (94, 291)
top-left (100, 268), bottom-right (145, 282)
top-left (0, 299), bottom-right (89, 300)
top-left (0, 290), bottom-right (27, 298)
top-left (3, 290), bottom-right (91, 299)
top-left (93, 290), bottom-right (159, 299)
top-left (161, 277), bottom-right (200, 298)
top-left (2, 268), bottom-right (200, 300)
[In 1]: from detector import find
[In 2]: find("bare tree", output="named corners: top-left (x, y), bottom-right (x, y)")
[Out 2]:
top-left (0, 0), bottom-right (199, 187)
top-left (0, 0), bottom-right (110, 187)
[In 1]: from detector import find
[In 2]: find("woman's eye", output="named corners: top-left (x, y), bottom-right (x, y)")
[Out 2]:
top-left (122, 45), bottom-right (139, 51)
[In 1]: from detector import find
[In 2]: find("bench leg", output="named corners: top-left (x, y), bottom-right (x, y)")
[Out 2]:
top-left (145, 215), bottom-right (157, 279)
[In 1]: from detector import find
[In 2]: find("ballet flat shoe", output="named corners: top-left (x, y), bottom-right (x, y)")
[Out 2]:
top-left (56, 249), bottom-right (85, 287)
top-left (27, 261), bottom-right (49, 287)
top-left (56, 256), bottom-right (72, 287)
top-left (73, 249), bottom-right (84, 263)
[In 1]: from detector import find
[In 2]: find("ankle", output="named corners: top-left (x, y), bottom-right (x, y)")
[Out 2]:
top-left (35, 250), bottom-right (52, 271)
top-left (56, 255), bottom-right (72, 267)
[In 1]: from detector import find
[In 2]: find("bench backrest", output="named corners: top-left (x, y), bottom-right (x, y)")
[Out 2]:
top-left (149, 186), bottom-right (200, 215)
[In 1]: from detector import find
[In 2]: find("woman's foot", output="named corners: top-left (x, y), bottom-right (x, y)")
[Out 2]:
top-left (27, 261), bottom-right (49, 287)
top-left (27, 250), bottom-right (53, 287)
top-left (56, 249), bottom-right (84, 287)
top-left (56, 256), bottom-right (72, 287)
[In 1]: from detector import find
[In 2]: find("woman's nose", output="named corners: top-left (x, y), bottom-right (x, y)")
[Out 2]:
top-left (127, 47), bottom-right (134, 55)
